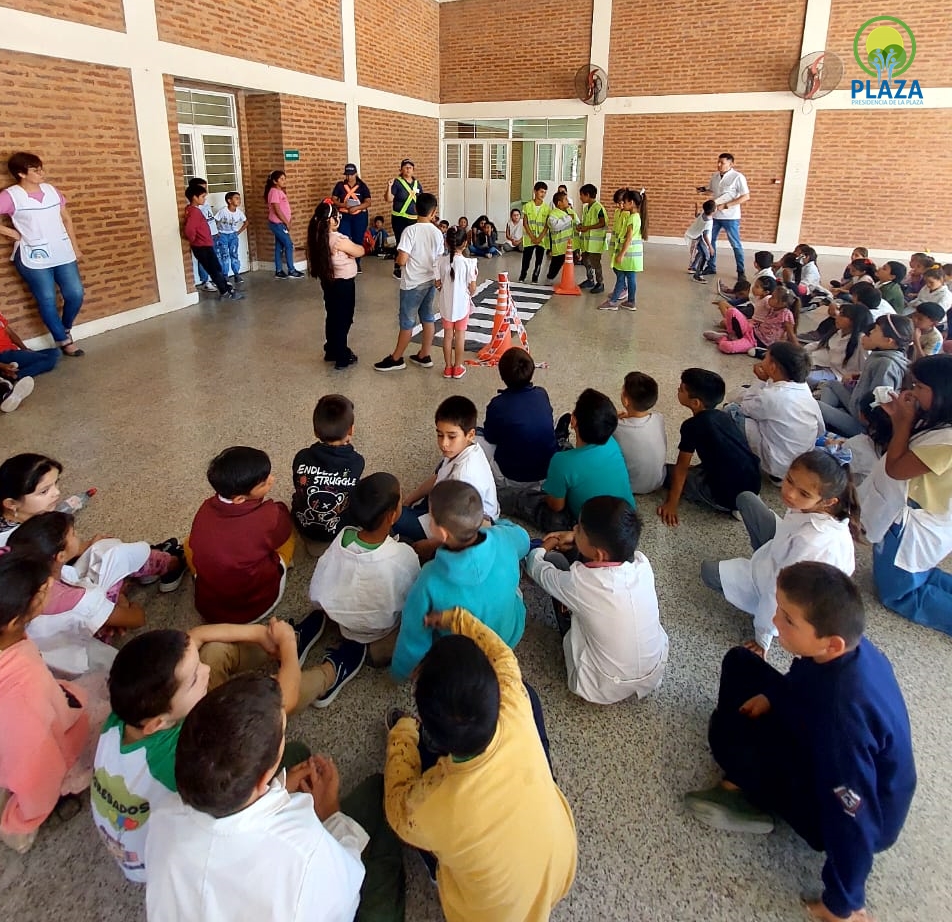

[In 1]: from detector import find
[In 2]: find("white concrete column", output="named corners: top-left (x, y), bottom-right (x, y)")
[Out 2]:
top-left (584, 0), bottom-right (614, 188)
top-left (340, 0), bottom-right (361, 165)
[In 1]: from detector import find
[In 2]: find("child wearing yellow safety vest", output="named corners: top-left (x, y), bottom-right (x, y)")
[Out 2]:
top-left (600, 189), bottom-right (648, 312)
top-left (578, 183), bottom-right (607, 295)
top-left (545, 191), bottom-right (578, 283)
top-left (519, 182), bottom-right (550, 284)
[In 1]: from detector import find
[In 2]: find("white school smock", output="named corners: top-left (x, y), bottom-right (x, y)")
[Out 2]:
top-left (738, 380), bottom-right (825, 479)
top-left (859, 427), bottom-right (952, 573)
top-left (418, 442), bottom-right (500, 538)
top-left (526, 551), bottom-right (668, 705)
top-left (719, 511), bottom-right (855, 651)
top-left (6, 183), bottom-right (76, 268)
top-left (805, 331), bottom-right (866, 379)
top-left (309, 529), bottom-right (420, 643)
top-left (145, 779), bottom-right (367, 922)
top-left (436, 253), bottom-right (477, 322)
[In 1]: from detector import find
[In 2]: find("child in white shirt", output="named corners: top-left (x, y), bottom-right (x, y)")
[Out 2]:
top-left (526, 496), bottom-right (668, 704)
top-left (504, 208), bottom-right (523, 252)
top-left (435, 225), bottom-right (477, 379)
top-left (685, 200), bottom-right (715, 280)
top-left (613, 371), bottom-right (666, 494)
top-left (214, 191), bottom-right (247, 282)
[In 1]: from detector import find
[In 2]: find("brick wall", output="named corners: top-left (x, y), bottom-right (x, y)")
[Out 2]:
top-left (801, 109), bottom-right (952, 251)
top-left (243, 95), bottom-right (348, 266)
top-left (439, 0), bottom-right (594, 102)
top-left (608, 0), bottom-right (808, 96)
top-left (355, 0), bottom-right (440, 102)
top-left (601, 112), bottom-right (791, 243)
top-left (826, 5), bottom-right (950, 88)
top-left (357, 108), bottom-right (439, 232)
top-left (163, 74), bottom-right (196, 291)
top-left (0, 52), bottom-right (158, 338)
top-left (0, 0), bottom-right (125, 31)
top-left (155, 0), bottom-right (343, 81)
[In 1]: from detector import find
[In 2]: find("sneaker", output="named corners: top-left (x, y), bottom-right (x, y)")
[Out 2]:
top-left (311, 640), bottom-right (366, 708)
top-left (683, 785), bottom-right (774, 834)
top-left (517, 275), bottom-right (527, 283)
top-left (374, 355), bottom-right (406, 372)
top-left (293, 609), bottom-right (327, 665)
top-left (231, 274), bottom-right (243, 286)
top-left (289, 269), bottom-right (305, 278)
top-left (597, 299), bottom-right (620, 311)
top-left (221, 289), bottom-right (246, 301)
top-left (274, 270), bottom-right (289, 280)
top-left (0, 376), bottom-right (34, 413)
top-left (554, 412), bottom-right (572, 443)
top-left (703, 330), bottom-right (726, 342)
top-left (442, 366), bottom-right (454, 379)
top-left (138, 538), bottom-right (181, 585)
top-left (693, 274), bottom-right (708, 283)
top-left (747, 347), bottom-right (766, 359)
top-left (579, 279), bottom-right (594, 290)
top-left (731, 509), bottom-right (744, 522)
top-left (158, 549), bottom-right (187, 593)
top-left (590, 283), bottom-right (605, 294)
top-left (621, 301), bottom-right (637, 311)
top-left (201, 280), bottom-right (218, 292)
top-left (392, 267), bottom-right (402, 280)
top-left (717, 279), bottom-right (735, 295)
top-left (531, 273), bottom-right (540, 283)
top-left (410, 353), bottom-right (434, 369)
top-left (452, 364), bottom-right (466, 379)
top-left (334, 354), bottom-right (358, 370)
top-left (385, 707), bottom-right (413, 732)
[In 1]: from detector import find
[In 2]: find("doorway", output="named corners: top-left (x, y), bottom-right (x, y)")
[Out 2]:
top-left (443, 140), bottom-right (511, 229)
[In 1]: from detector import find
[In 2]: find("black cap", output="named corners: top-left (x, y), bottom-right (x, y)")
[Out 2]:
top-left (400, 159), bottom-right (414, 168)
top-left (343, 163), bottom-right (357, 174)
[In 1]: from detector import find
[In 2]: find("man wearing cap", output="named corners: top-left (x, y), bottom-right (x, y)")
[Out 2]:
top-left (385, 159), bottom-right (422, 280)
top-left (332, 164), bottom-right (372, 271)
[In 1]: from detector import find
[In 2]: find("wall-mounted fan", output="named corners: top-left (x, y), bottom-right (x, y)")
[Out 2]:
top-left (575, 64), bottom-right (608, 107)
top-left (789, 51), bottom-right (843, 105)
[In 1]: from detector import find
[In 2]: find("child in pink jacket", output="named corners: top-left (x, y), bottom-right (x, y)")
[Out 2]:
top-left (0, 550), bottom-right (91, 853)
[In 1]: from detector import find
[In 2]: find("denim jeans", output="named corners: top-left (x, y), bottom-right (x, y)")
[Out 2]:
top-left (710, 218), bottom-right (745, 275)
top-left (268, 222), bottom-right (296, 272)
top-left (0, 348), bottom-right (60, 377)
top-left (13, 251), bottom-right (84, 344)
top-left (214, 234), bottom-right (236, 277)
top-left (398, 283), bottom-right (437, 330)
top-left (610, 269), bottom-right (637, 303)
top-left (339, 211), bottom-right (368, 269)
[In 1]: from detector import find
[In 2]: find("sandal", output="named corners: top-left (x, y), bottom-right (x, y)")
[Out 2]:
top-left (59, 334), bottom-right (85, 357)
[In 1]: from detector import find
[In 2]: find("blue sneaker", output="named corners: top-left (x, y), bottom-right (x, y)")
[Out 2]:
top-left (311, 640), bottom-right (366, 708)
top-left (579, 279), bottom-right (595, 290)
top-left (293, 609), bottom-right (326, 665)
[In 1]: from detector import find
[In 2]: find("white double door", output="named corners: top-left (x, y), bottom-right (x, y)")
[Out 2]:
top-left (443, 141), bottom-right (511, 230)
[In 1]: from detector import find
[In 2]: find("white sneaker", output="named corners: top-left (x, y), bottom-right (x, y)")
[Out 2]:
top-left (201, 281), bottom-right (217, 292)
top-left (1, 376), bottom-right (35, 413)
top-left (621, 301), bottom-right (637, 312)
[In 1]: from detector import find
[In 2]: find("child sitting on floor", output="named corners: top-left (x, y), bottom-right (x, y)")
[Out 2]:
top-left (0, 551), bottom-right (94, 854)
top-left (391, 480), bottom-right (529, 682)
top-left (614, 371), bottom-right (667, 494)
top-left (701, 449), bottom-right (858, 654)
top-left (875, 260), bottom-right (907, 315)
top-left (685, 562), bottom-right (915, 922)
top-left (658, 369), bottom-right (761, 525)
top-left (526, 496), bottom-right (668, 704)
top-left (803, 302), bottom-right (872, 387)
top-left (721, 342), bottom-right (825, 482)
top-left (911, 301), bottom-right (945, 358)
top-left (291, 394), bottom-right (365, 548)
top-left (385, 607), bottom-right (577, 922)
top-left (480, 346), bottom-right (558, 489)
top-left (188, 446), bottom-right (295, 624)
top-left (309, 472), bottom-right (420, 678)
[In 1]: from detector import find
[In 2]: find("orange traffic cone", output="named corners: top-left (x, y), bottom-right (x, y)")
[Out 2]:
top-left (553, 239), bottom-right (581, 295)
top-left (474, 272), bottom-right (515, 365)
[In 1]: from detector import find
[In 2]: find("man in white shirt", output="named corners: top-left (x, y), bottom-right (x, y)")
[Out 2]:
top-left (702, 153), bottom-right (750, 280)
top-left (145, 674), bottom-right (405, 922)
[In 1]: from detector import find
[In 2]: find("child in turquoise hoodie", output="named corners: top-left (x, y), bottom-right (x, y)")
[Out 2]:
top-left (391, 481), bottom-right (529, 682)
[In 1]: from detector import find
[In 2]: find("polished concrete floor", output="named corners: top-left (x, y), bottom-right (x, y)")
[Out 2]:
top-left (1, 246), bottom-right (950, 922)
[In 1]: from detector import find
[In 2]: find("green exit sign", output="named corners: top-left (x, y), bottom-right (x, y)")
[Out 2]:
top-left (284, 149), bottom-right (300, 162)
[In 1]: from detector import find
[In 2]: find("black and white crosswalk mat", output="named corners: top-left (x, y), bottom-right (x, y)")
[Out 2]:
top-left (410, 279), bottom-right (552, 352)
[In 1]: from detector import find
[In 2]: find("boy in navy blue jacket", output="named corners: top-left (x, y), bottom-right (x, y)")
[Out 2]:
top-left (685, 562), bottom-right (915, 922)
top-left (480, 347), bottom-right (558, 486)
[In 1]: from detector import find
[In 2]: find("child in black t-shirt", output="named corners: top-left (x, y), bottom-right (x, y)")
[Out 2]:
top-left (291, 395), bottom-right (365, 547)
top-left (657, 368), bottom-right (760, 526)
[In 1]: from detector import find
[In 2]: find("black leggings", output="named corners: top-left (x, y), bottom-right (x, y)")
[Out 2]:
top-left (191, 246), bottom-right (230, 294)
top-left (320, 276), bottom-right (356, 364)
top-left (520, 245), bottom-right (545, 280)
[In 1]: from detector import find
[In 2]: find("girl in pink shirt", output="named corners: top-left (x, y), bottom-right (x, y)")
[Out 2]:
top-left (264, 170), bottom-right (304, 279)
top-left (0, 550), bottom-right (92, 852)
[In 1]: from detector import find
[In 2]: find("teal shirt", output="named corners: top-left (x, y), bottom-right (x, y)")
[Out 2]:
top-left (543, 439), bottom-right (635, 518)
top-left (391, 521), bottom-right (530, 682)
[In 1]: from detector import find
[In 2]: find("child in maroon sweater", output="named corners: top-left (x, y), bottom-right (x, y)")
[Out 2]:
top-left (183, 184), bottom-right (244, 301)
top-left (188, 447), bottom-right (294, 623)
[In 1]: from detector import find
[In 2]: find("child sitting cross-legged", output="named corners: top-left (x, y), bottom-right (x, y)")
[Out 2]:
top-left (500, 388), bottom-right (634, 532)
top-left (701, 449), bottom-right (859, 655)
top-left (525, 496), bottom-right (669, 705)
top-left (385, 607), bottom-right (577, 922)
top-left (308, 472), bottom-right (420, 698)
top-left (188, 446), bottom-right (295, 624)
top-left (721, 342), bottom-right (825, 483)
top-left (390, 480), bottom-right (529, 683)
top-left (146, 674), bottom-right (406, 922)
top-left (685, 563), bottom-right (916, 922)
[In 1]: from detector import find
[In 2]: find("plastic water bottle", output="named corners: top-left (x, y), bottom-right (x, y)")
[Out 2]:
top-left (56, 488), bottom-right (97, 513)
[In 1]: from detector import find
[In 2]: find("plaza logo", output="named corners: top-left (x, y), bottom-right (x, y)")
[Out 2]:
top-left (850, 16), bottom-right (923, 105)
